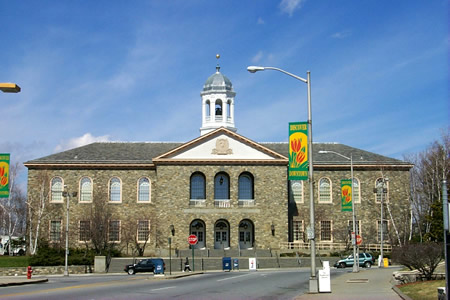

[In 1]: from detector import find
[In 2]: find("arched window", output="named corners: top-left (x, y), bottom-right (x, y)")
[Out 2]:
top-left (51, 177), bottom-right (63, 203)
top-left (238, 173), bottom-right (254, 199)
top-left (109, 177), bottom-right (121, 202)
top-left (190, 172), bottom-right (206, 200)
top-left (138, 177), bottom-right (150, 202)
top-left (205, 100), bottom-right (211, 117)
top-left (214, 172), bottom-right (229, 199)
top-left (80, 177), bottom-right (92, 202)
top-left (375, 178), bottom-right (388, 203)
top-left (226, 100), bottom-right (231, 119)
top-left (291, 181), bottom-right (303, 203)
top-left (319, 177), bottom-right (332, 203)
top-left (352, 178), bottom-right (360, 203)
top-left (215, 99), bottom-right (223, 116)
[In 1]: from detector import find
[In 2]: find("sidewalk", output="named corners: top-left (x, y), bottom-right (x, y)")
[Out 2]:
top-left (295, 266), bottom-right (407, 300)
top-left (0, 276), bottom-right (48, 287)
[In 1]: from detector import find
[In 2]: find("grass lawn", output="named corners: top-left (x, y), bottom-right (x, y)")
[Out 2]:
top-left (397, 280), bottom-right (445, 300)
top-left (0, 256), bottom-right (30, 268)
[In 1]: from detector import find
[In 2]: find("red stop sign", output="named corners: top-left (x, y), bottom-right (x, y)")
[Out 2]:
top-left (356, 235), bottom-right (362, 245)
top-left (188, 234), bottom-right (198, 245)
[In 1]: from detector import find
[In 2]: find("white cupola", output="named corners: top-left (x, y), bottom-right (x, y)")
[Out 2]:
top-left (200, 56), bottom-right (237, 136)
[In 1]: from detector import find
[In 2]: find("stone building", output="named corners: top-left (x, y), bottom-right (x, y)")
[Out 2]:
top-left (24, 65), bottom-right (412, 255)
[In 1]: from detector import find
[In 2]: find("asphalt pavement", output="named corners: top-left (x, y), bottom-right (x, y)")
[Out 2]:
top-left (0, 266), bottom-right (409, 299)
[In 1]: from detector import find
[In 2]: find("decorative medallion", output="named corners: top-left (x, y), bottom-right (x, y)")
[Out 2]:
top-left (212, 138), bottom-right (233, 155)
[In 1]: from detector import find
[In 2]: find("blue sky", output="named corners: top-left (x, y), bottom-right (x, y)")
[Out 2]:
top-left (1, 0), bottom-right (448, 175)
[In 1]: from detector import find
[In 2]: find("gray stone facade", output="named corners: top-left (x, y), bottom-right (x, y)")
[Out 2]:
top-left (25, 133), bottom-right (412, 256)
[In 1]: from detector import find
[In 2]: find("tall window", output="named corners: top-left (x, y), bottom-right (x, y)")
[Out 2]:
top-left (51, 177), bottom-right (63, 203)
top-left (138, 177), bottom-right (150, 202)
top-left (238, 173), bottom-right (254, 199)
top-left (377, 220), bottom-right (388, 241)
top-left (109, 220), bottom-right (120, 242)
top-left (79, 220), bottom-right (91, 242)
top-left (80, 177), bottom-right (92, 202)
top-left (319, 178), bottom-right (332, 203)
top-left (50, 220), bottom-right (61, 242)
top-left (293, 220), bottom-right (304, 242)
top-left (320, 220), bottom-right (332, 241)
top-left (352, 178), bottom-right (360, 203)
top-left (137, 220), bottom-right (150, 242)
top-left (375, 178), bottom-right (388, 203)
top-left (109, 177), bottom-right (121, 202)
top-left (349, 220), bottom-right (361, 235)
top-left (291, 181), bottom-right (303, 203)
top-left (205, 100), bottom-right (211, 117)
top-left (190, 173), bottom-right (206, 199)
top-left (214, 173), bottom-right (229, 199)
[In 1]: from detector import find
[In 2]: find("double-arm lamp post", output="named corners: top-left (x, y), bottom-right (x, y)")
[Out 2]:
top-left (318, 150), bottom-right (358, 273)
top-left (247, 66), bottom-right (318, 293)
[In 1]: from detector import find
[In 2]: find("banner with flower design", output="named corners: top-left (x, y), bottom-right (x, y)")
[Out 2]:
top-left (0, 153), bottom-right (10, 198)
top-left (288, 122), bottom-right (308, 180)
top-left (341, 179), bottom-right (352, 212)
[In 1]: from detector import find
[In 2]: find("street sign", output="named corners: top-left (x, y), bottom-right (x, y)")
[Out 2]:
top-left (356, 235), bottom-right (362, 246)
top-left (188, 234), bottom-right (198, 245)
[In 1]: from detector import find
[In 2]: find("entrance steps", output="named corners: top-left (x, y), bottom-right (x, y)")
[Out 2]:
top-left (177, 248), bottom-right (273, 258)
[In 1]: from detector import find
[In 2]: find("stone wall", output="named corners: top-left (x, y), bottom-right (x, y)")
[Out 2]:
top-left (0, 265), bottom-right (90, 276)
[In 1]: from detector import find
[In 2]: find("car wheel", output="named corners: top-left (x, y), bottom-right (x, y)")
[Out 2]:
top-left (18, 249), bottom-right (25, 256)
top-left (364, 261), bottom-right (372, 268)
top-left (127, 268), bottom-right (135, 275)
top-left (339, 262), bottom-right (346, 268)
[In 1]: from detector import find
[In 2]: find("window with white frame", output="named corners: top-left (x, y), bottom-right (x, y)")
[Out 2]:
top-left (352, 178), bottom-right (361, 203)
top-left (293, 220), bottom-right (304, 242)
top-left (80, 177), bottom-right (93, 202)
top-left (109, 177), bottom-right (121, 202)
top-left (137, 220), bottom-right (150, 242)
top-left (319, 178), bottom-right (332, 203)
top-left (377, 220), bottom-right (388, 241)
top-left (375, 178), bottom-right (388, 203)
top-left (320, 220), bottom-right (332, 241)
top-left (79, 220), bottom-right (91, 242)
top-left (51, 177), bottom-right (64, 203)
top-left (50, 220), bottom-right (61, 242)
top-left (291, 181), bottom-right (303, 203)
top-left (109, 220), bottom-right (120, 242)
top-left (138, 177), bottom-right (150, 202)
top-left (348, 220), bottom-right (361, 235)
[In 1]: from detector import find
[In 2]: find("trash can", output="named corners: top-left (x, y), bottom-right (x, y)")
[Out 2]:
top-left (154, 261), bottom-right (164, 275)
top-left (222, 257), bottom-right (232, 272)
top-left (233, 258), bottom-right (239, 270)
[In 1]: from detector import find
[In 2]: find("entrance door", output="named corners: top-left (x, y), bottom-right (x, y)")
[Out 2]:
top-left (239, 220), bottom-right (253, 249)
top-left (190, 220), bottom-right (205, 249)
top-left (214, 221), bottom-right (229, 249)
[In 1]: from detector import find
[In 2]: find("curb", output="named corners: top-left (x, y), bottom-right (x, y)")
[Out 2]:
top-left (0, 278), bottom-right (48, 287)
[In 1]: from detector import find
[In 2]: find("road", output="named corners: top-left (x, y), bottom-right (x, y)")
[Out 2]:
top-left (0, 268), bottom-right (345, 299)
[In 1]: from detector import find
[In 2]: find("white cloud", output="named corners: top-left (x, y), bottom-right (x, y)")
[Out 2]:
top-left (251, 51), bottom-right (264, 63)
top-left (279, 0), bottom-right (305, 17)
top-left (257, 17), bottom-right (265, 25)
top-left (54, 133), bottom-right (111, 152)
top-left (331, 30), bottom-right (351, 39)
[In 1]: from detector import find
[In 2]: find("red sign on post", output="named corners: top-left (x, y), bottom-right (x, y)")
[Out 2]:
top-left (188, 234), bottom-right (198, 245)
top-left (356, 235), bottom-right (362, 246)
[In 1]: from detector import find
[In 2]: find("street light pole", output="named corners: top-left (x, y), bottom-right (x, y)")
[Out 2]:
top-left (247, 66), bottom-right (318, 293)
top-left (63, 187), bottom-right (77, 277)
top-left (318, 150), bottom-right (358, 272)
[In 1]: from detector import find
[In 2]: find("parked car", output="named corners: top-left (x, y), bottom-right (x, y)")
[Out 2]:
top-left (124, 258), bottom-right (165, 275)
top-left (0, 236), bottom-right (26, 256)
top-left (334, 253), bottom-right (375, 268)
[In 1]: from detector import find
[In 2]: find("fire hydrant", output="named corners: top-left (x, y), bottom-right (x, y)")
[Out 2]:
top-left (27, 266), bottom-right (33, 279)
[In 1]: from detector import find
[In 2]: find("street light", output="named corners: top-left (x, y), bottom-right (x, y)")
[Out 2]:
top-left (0, 83), bottom-right (21, 93)
top-left (318, 150), bottom-right (359, 273)
top-left (247, 66), bottom-right (318, 293)
top-left (374, 177), bottom-right (388, 267)
top-left (62, 186), bottom-right (77, 276)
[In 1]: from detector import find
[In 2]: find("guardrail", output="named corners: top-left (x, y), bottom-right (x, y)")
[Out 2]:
top-left (280, 242), bottom-right (392, 252)
top-left (189, 199), bottom-right (206, 207)
top-left (214, 199), bottom-right (231, 208)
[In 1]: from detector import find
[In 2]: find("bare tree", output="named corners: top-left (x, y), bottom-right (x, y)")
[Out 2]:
top-left (26, 171), bottom-right (50, 255)
top-left (121, 212), bottom-right (153, 257)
